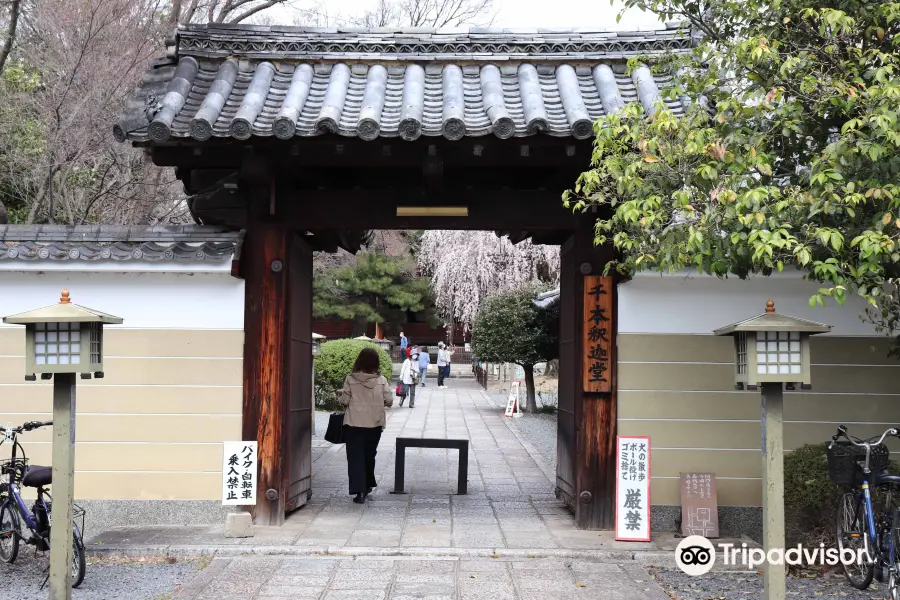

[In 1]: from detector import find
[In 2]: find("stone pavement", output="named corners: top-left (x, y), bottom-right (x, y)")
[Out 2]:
top-left (88, 380), bottom-right (753, 569)
top-left (172, 555), bottom-right (670, 600)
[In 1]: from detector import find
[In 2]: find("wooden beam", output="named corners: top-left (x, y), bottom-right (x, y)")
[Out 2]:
top-left (148, 137), bottom-right (593, 170)
top-left (248, 188), bottom-right (579, 232)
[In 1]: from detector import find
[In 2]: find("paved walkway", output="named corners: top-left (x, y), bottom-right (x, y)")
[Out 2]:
top-left (83, 381), bottom-right (756, 598)
top-left (172, 555), bottom-right (669, 600)
top-left (90, 381), bottom-right (649, 553)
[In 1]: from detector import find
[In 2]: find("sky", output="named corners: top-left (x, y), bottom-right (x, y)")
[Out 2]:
top-left (268, 0), bottom-right (664, 31)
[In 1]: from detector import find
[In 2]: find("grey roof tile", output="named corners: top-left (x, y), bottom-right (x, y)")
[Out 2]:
top-left (0, 225), bottom-right (241, 263)
top-left (115, 25), bottom-right (692, 144)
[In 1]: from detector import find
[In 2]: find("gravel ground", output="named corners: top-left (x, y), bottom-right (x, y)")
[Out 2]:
top-left (491, 392), bottom-right (559, 473)
top-left (0, 551), bottom-right (203, 600)
top-left (651, 567), bottom-right (888, 599)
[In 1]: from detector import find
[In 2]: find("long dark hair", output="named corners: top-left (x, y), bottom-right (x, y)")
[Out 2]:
top-left (352, 348), bottom-right (381, 375)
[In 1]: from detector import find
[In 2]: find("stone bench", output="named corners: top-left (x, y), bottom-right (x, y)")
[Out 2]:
top-left (391, 437), bottom-right (469, 495)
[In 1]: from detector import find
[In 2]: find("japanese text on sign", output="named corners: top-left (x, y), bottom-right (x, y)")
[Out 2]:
top-left (583, 276), bottom-right (613, 393)
top-left (615, 436), bottom-right (651, 542)
top-left (222, 441), bottom-right (257, 506)
top-left (680, 472), bottom-right (719, 538)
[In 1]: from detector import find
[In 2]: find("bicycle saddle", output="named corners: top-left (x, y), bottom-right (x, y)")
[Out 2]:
top-left (873, 470), bottom-right (900, 487)
top-left (21, 466), bottom-right (51, 488)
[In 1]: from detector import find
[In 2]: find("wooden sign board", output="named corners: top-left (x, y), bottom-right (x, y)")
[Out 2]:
top-left (222, 441), bottom-right (258, 506)
top-left (615, 436), bottom-right (651, 542)
top-left (680, 472), bottom-right (719, 538)
top-left (583, 275), bottom-right (613, 393)
top-left (505, 381), bottom-right (523, 418)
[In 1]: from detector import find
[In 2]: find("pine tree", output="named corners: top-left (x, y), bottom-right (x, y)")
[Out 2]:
top-left (314, 251), bottom-right (439, 335)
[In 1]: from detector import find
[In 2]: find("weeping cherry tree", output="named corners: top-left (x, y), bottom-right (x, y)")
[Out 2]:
top-left (417, 230), bottom-right (560, 330)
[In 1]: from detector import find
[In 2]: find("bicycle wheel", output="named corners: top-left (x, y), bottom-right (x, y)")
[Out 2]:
top-left (0, 501), bottom-right (20, 564)
top-left (888, 509), bottom-right (900, 600)
top-left (838, 492), bottom-right (875, 589)
top-left (71, 535), bottom-right (85, 588)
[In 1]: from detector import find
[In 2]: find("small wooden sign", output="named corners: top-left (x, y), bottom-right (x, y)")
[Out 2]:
top-left (222, 441), bottom-right (258, 506)
top-left (615, 436), bottom-right (651, 542)
top-left (505, 381), bottom-right (523, 418)
top-left (583, 275), bottom-right (613, 393)
top-left (680, 472), bottom-right (719, 538)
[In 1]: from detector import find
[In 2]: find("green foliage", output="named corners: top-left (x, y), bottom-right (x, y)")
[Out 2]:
top-left (313, 252), bottom-right (439, 332)
top-left (313, 339), bottom-right (392, 409)
top-left (471, 285), bottom-right (559, 367)
top-left (785, 443), bottom-right (900, 547)
top-left (569, 0), bottom-right (900, 342)
top-left (471, 285), bottom-right (559, 412)
top-left (784, 444), bottom-right (842, 547)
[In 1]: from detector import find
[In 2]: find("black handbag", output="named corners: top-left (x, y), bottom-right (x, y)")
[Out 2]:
top-left (324, 412), bottom-right (345, 444)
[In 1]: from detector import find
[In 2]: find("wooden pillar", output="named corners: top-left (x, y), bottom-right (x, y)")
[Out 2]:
top-left (242, 221), bottom-right (288, 526)
top-left (557, 211), bottom-right (618, 530)
top-left (242, 215), bottom-right (315, 530)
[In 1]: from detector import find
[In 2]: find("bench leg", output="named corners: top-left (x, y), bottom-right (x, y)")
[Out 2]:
top-left (457, 443), bottom-right (468, 495)
top-left (391, 442), bottom-right (407, 494)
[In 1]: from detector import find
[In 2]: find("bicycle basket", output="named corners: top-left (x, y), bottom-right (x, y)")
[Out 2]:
top-left (827, 441), bottom-right (891, 486)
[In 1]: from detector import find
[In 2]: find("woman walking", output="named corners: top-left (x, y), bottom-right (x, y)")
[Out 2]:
top-left (338, 348), bottom-right (394, 504)
top-left (399, 348), bottom-right (418, 408)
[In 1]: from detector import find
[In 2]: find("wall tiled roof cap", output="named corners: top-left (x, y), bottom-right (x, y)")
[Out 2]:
top-left (0, 225), bottom-right (242, 263)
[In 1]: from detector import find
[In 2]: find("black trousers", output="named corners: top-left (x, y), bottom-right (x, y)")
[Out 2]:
top-left (344, 425), bottom-right (383, 495)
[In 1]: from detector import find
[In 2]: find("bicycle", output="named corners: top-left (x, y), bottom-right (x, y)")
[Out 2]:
top-left (828, 424), bottom-right (900, 599)
top-left (0, 420), bottom-right (86, 588)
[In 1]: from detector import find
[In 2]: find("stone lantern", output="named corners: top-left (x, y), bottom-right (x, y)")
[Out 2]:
top-left (312, 332), bottom-right (325, 356)
top-left (2, 289), bottom-right (122, 600)
top-left (714, 299), bottom-right (830, 600)
top-left (4, 289), bottom-right (123, 381)
top-left (311, 333), bottom-right (325, 435)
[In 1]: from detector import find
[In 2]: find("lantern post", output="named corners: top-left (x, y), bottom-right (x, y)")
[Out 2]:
top-left (3, 289), bottom-right (122, 600)
top-left (714, 299), bottom-right (830, 600)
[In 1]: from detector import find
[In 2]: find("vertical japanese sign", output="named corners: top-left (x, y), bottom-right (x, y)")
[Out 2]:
top-left (680, 472), bottom-right (720, 538)
top-left (505, 381), bottom-right (523, 418)
top-left (222, 441), bottom-right (258, 506)
top-left (615, 436), bottom-right (651, 542)
top-left (583, 275), bottom-right (613, 393)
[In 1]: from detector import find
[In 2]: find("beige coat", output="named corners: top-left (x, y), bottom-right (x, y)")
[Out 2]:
top-left (338, 372), bottom-right (394, 428)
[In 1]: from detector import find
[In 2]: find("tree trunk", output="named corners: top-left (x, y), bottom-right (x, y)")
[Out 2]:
top-left (523, 364), bottom-right (537, 413)
top-left (170, 0), bottom-right (182, 24)
top-left (544, 359), bottom-right (559, 377)
top-left (0, 0), bottom-right (21, 77)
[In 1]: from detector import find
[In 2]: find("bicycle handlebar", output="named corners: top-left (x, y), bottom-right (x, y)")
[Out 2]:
top-left (831, 425), bottom-right (899, 448)
top-left (0, 420), bottom-right (53, 436)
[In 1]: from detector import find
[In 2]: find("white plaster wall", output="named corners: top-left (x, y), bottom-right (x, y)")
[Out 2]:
top-left (618, 271), bottom-right (879, 336)
top-left (0, 270), bottom-right (244, 330)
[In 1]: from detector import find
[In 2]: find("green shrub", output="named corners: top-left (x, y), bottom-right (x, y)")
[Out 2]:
top-left (314, 339), bottom-right (392, 410)
top-left (784, 443), bottom-right (900, 548)
top-left (784, 443), bottom-right (841, 548)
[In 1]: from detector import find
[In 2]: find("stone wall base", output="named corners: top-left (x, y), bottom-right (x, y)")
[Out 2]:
top-left (652, 505), bottom-right (762, 542)
top-left (77, 500), bottom-right (764, 543)
top-left (77, 500), bottom-right (236, 539)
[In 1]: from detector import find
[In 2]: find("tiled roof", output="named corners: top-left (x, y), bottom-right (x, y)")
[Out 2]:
top-left (114, 25), bottom-right (692, 144)
top-left (0, 225), bottom-right (241, 263)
